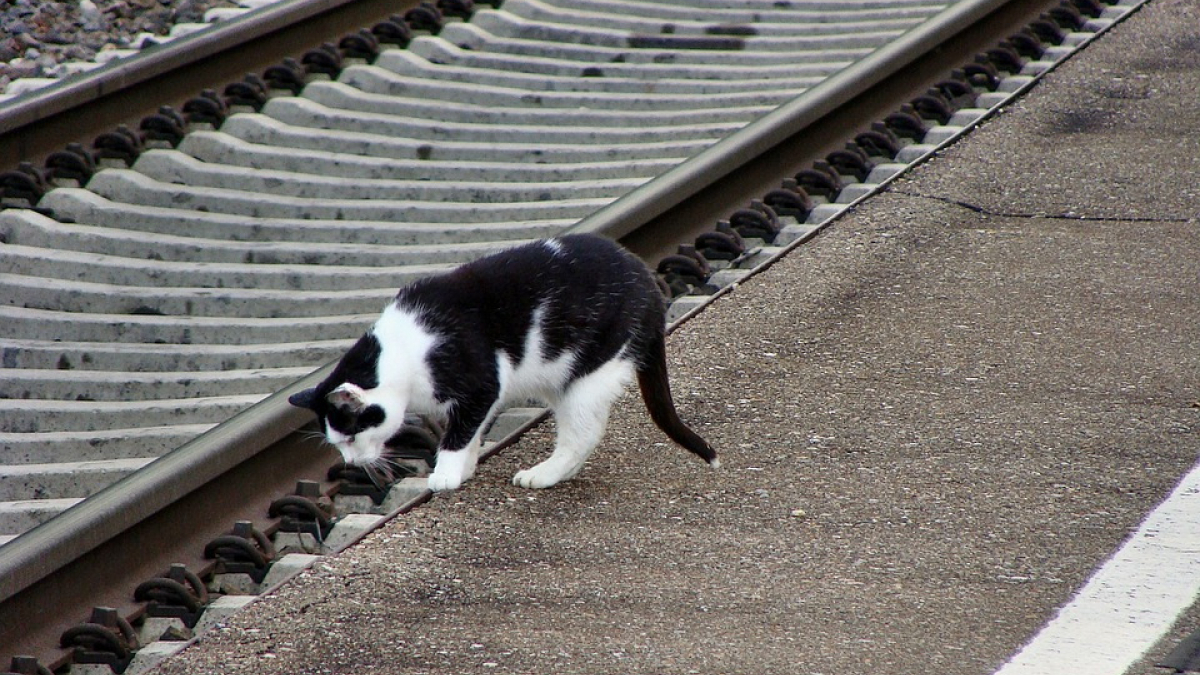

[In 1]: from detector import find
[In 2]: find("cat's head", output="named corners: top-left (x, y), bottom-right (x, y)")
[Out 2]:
top-left (288, 381), bottom-right (407, 467)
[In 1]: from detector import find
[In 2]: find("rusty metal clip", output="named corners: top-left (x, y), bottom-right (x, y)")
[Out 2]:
top-left (263, 58), bottom-right (307, 94)
top-left (695, 228), bottom-right (746, 262)
top-left (1029, 18), bottom-right (1066, 46)
top-left (763, 179), bottom-right (812, 219)
top-left (339, 29), bottom-right (381, 62)
top-left (92, 125), bottom-right (144, 167)
top-left (223, 74), bottom-right (269, 111)
top-left (856, 122), bottom-right (902, 159)
top-left (182, 89), bottom-right (228, 127)
top-left (984, 44), bottom-right (1025, 74)
top-left (405, 2), bottom-right (444, 33)
top-left (910, 93), bottom-right (953, 125)
top-left (134, 563), bottom-right (209, 627)
top-left (269, 481), bottom-right (334, 538)
top-left (1068, 0), bottom-right (1105, 18)
top-left (657, 244), bottom-right (714, 297)
top-left (793, 160), bottom-right (843, 200)
top-left (302, 43), bottom-right (343, 77)
top-left (372, 16), bottom-right (413, 47)
top-left (203, 521), bottom-right (276, 583)
top-left (883, 106), bottom-right (930, 141)
top-left (60, 607), bottom-right (138, 673)
top-left (1004, 31), bottom-right (1046, 60)
top-left (438, 0), bottom-right (475, 20)
top-left (827, 143), bottom-right (876, 181)
top-left (139, 106), bottom-right (186, 147)
top-left (44, 143), bottom-right (96, 185)
top-left (0, 163), bottom-right (49, 207)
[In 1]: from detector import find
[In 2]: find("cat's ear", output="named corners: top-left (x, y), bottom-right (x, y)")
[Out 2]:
top-left (288, 387), bottom-right (319, 410)
top-left (326, 383), bottom-right (368, 413)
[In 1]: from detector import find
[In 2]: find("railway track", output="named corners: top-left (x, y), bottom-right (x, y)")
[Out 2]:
top-left (0, 0), bottom-right (1143, 671)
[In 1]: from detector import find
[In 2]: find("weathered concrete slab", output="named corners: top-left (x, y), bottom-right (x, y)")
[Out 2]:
top-left (132, 150), bottom-right (647, 202)
top-left (178, 129), bottom-right (682, 182)
top-left (437, 21), bottom-right (874, 66)
top-left (302, 77), bottom-right (771, 126)
top-left (0, 458), bottom-right (155, 500)
top-left (371, 48), bottom-right (825, 94)
top-left (407, 35), bottom-right (847, 80)
top-left (0, 208), bottom-right (521, 267)
top-left (39, 189), bottom-right (571, 246)
top-left (84, 169), bottom-right (613, 222)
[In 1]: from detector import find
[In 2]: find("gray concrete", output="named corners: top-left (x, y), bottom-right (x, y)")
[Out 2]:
top-left (131, 150), bottom-right (647, 202)
top-left (405, 36), bottom-right (846, 79)
top-left (470, 3), bottom-right (921, 50)
top-left (371, 49), bottom-right (828, 94)
top-left (37, 189), bottom-right (570, 245)
top-left (436, 21), bottom-right (873, 67)
top-left (222, 110), bottom-right (711, 162)
top-left (0, 424), bottom-right (217, 464)
top-left (178, 128), bottom-right (683, 181)
top-left (339, 62), bottom-right (801, 110)
top-left (155, 2), bottom-right (1200, 673)
top-left (299, 78), bottom-right (769, 126)
top-left (0, 458), bottom-right (154, 501)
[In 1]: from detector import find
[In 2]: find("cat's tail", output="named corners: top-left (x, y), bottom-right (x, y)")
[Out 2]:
top-left (636, 331), bottom-right (720, 468)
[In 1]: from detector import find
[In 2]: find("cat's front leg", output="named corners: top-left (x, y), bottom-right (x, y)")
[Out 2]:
top-left (426, 405), bottom-right (491, 492)
top-left (427, 447), bottom-right (475, 492)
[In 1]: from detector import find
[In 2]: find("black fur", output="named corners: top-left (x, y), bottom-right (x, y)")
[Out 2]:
top-left (289, 332), bottom-right (384, 439)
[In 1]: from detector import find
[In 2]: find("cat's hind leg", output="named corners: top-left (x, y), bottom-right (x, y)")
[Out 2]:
top-left (513, 359), bottom-right (633, 489)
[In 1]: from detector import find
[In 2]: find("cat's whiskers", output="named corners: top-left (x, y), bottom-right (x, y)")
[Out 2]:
top-left (299, 429), bottom-right (328, 445)
top-left (362, 456), bottom-right (403, 488)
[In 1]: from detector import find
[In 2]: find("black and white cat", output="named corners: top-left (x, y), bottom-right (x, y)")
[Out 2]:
top-left (288, 234), bottom-right (718, 492)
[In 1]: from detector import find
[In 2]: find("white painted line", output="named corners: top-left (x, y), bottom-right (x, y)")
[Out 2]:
top-left (993, 459), bottom-right (1200, 675)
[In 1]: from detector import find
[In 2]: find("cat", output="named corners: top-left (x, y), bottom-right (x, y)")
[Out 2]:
top-left (288, 233), bottom-right (718, 492)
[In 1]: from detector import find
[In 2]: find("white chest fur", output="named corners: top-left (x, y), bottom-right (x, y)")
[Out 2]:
top-left (372, 303), bottom-right (441, 413)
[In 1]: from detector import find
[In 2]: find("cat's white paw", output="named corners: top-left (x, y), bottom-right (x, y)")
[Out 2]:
top-left (427, 449), bottom-right (474, 492)
top-left (512, 462), bottom-right (576, 489)
top-left (427, 469), bottom-right (463, 492)
top-left (512, 469), bottom-right (557, 489)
